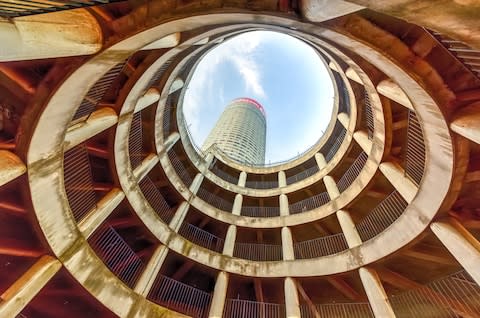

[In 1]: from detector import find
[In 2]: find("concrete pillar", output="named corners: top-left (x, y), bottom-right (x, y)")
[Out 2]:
top-left (282, 227), bottom-right (295, 261)
top-left (238, 171), bottom-right (247, 187)
top-left (202, 153), bottom-right (215, 172)
top-left (300, 0), bottom-right (363, 23)
top-left (159, 132), bottom-right (180, 155)
top-left (169, 201), bottom-right (189, 232)
top-left (430, 218), bottom-right (480, 286)
top-left (0, 255), bottom-right (62, 317)
top-left (133, 153), bottom-right (159, 181)
top-left (169, 78), bottom-right (184, 94)
top-left (189, 173), bottom-right (204, 195)
top-left (359, 267), bottom-right (396, 318)
top-left (338, 112), bottom-right (350, 128)
top-left (209, 272), bottom-right (229, 318)
top-left (134, 245), bottom-right (168, 296)
top-left (284, 277), bottom-right (301, 318)
top-left (315, 152), bottom-right (327, 169)
top-left (345, 67), bottom-right (363, 84)
top-left (232, 194), bottom-right (243, 216)
top-left (280, 194), bottom-right (290, 216)
top-left (78, 188), bottom-right (125, 238)
top-left (223, 225), bottom-right (237, 256)
top-left (337, 210), bottom-right (362, 248)
top-left (354, 130), bottom-right (373, 153)
top-left (377, 79), bottom-right (414, 110)
top-left (450, 101), bottom-right (480, 144)
top-left (140, 33), bottom-right (180, 50)
top-left (0, 10), bottom-right (102, 61)
top-left (278, 171), bottom-right (287, 187)
top-left (379, 162), bottom-right (417, 203)
top-left (64, 107), bottom-right (118, 151)
top-left (0, 150), bottom-right (26, 187)
top-left (134, 88), bottom-right (160, 113)
top-left (323, 175), bottom-right (340, 199)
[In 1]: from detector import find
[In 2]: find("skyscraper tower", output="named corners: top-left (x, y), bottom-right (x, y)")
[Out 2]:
top-left (202, 97), bottom-right (267, 165)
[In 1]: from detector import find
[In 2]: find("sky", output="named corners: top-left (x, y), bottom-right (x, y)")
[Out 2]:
top-left (183, 31), bottom-right (334, 164)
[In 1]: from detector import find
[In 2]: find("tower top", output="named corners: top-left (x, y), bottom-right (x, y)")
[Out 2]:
top-left (231, 97), bottom-right (266, 117)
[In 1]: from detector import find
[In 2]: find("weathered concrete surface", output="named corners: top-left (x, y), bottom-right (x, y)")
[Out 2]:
top-left (0, 150), bottom-right (26, 186)
top-left (300, 0), bottom-right (364, 22)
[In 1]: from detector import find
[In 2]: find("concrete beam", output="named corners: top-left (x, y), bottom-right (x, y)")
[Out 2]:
top-left (354, 130), bottom-right (373, 153)
top-left (450, 101), bottom-right (480, 144)
top-left (300, 0), bottom-right (364, 22)
top-left (134, 245), bottom-right (168, 296)
top-left (0, 150), bottom-right (26, 186)
top-left (346, 67), bottom-right (363, 84)
top-left (133, 154), bottom-right (159, 181)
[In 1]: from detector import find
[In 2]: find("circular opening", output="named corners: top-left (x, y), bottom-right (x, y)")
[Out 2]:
top-left (183, 30), bottom-right (335, 165)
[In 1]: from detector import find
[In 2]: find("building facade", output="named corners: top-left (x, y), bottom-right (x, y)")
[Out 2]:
top-left (202, 98), bottom-right (267, 165)
top-left (1, 1), bottom-right (480, 318)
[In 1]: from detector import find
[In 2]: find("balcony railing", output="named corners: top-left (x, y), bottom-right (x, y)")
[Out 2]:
top-left (293, 233), bottom-right (348, 259)
top-left (324, 125), bottom-right (347, 162)
top-left (286, 165), bottom-right (320, 185)
top-left (234, 242), bottom-right (283, 261)
top-left (129, 111), bottom-right (145, 170)
top-left (245, 179), bottom-right (279, 189)
top-left (64, 144), bottom-right (97, 222)
top-left (168, 150), bottom-right (194, 188)
top-left (138, 177), bottom-right (176, 224)
top-left (72, 61), bottom-right (126, 122)
top-left (289, 192), bottom-right (330, 214)
top-left (389, 270), bottom-right (480, 317)
top-left (146, 58), bottom-right (173, 89)
top-left (405, 110), bottom-right (425, 186)
top-left (224, 299), bottom-right (286, 318)
top-left (364, 90), bottom-right (374, 140)
top-left (179, 223), bottom-right (224, 253)
top-left (196, 188), bottom-right (234, 212)
top-left (162, 94), bottom-right (174, 136)
top-left (148, 274), bottom-right (212, 318)
top-left (355, 191), bottom-right (407, 242)
top-left (241, 206), bottom-right (280, 218)
top-left (210, 165), bottom-right (239, 185)
top-left (336, 152), bottom-right (368, 193)
top-left (300, 302), bottom-right (374, 318)
top-left (89, 226), bottom-right (144, 288)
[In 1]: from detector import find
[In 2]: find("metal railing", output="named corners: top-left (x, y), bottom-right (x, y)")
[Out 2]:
top-left (245, 179), bottom-right (279, 189)
top-left (336, 151), bottom-right (368, 193)
top-left (405, 110), bottom-right (425, 186)
top-left (196, 188), bottom-right (234, 212)
top-left (162, 94), bottom-right (175, 136)
top-left (0, 0), bottom-right (124, 18)
top-left (89, 226), bottom-right (144, 288)
top-left (364, 90), bottom-right (375, 140)
top-left (286, 164), bottom-right (320, 185)
top-left (324, 124), bottom-right (347, 162)
top-left (210, 165), bottom-right (239, 185)
top-left (129, 111), bottom-right (145, 170)
top-left (148, 274), bottom-right (212, 318)
top-left (167, 149), bottom-right (194, 188)
top-left (179, 223), bottom-right (224, 253)
top-left (300, 302), bottom-right (374, 318)
top-left (72, 61), bottom-right (126, 122)
top-left (289, 192), bottom-right (330, 214)
top-left (390, 270), bottom-right (480, 317)
top-left (64, 143), bottom-right (97, 222)
top-left (430, 31), bottom-right (480, 79)
top-left (138, 177), bottom-right (176, 224)
top-left (293, 233), bottom-right (349, 259)
top-left (355, 191), bottom-right (408, 242)
top-left (233, 242), bottom-right (283, 261)
top-left (146, 58), bottom-right (173, 89)
top-left (241, 206), bottom-right (280, 218)
top-left (224, 299), bottom-right (286, 318)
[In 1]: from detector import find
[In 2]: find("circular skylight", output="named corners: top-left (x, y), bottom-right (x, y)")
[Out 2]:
top-left (183, 30), bottom-right (335, 165)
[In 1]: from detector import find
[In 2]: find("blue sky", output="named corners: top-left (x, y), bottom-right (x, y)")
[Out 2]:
top-left (183, 31), bottom-right (334, 164)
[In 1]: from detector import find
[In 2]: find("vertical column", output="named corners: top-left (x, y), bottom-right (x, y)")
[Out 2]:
top-left (189, 173), bottom-right (204, 195)
top-left (430, 218), bottom-right (480, 285)
top-left (232, 194), bottom-right (243, 216)
top-left (279, 194), bottom-right (289, 216)
top-left (159, 132), bottom-right (180, 155)
top-left (282, 227), bottom-right (295, 260)
top-left (278, 171), bottom-right (287, 187)
top-left (169, 201), bottom-right (189, 232)
top-left (223, 225), bottom-right (237, 256)
top-left (323, 175), bottom-right (340, 199)
top-left (0, 255), bottom-right (62, 317)
top-left (337, 210), bottom-right (362, 248)
top-left (353, 131), bottom-right (373, 153)
top-left (359, 267), bottom-right (396, 318)
top-left (238, 171), bottom-right (247, 187)
top-left (315, 152), bottom-right (327, 170)
top-left (134, 245), bottom-right (168, 296)
top-left (379, 162), bottom-right (417, 203)
top-left (337, 112), bottom-right (349, 128)
top-left (209, 272), bottom-right (229, 318)
top-left (284, 277), bottom-right (301, 318)
top-left (201, 152), bottom-right (215, 172)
